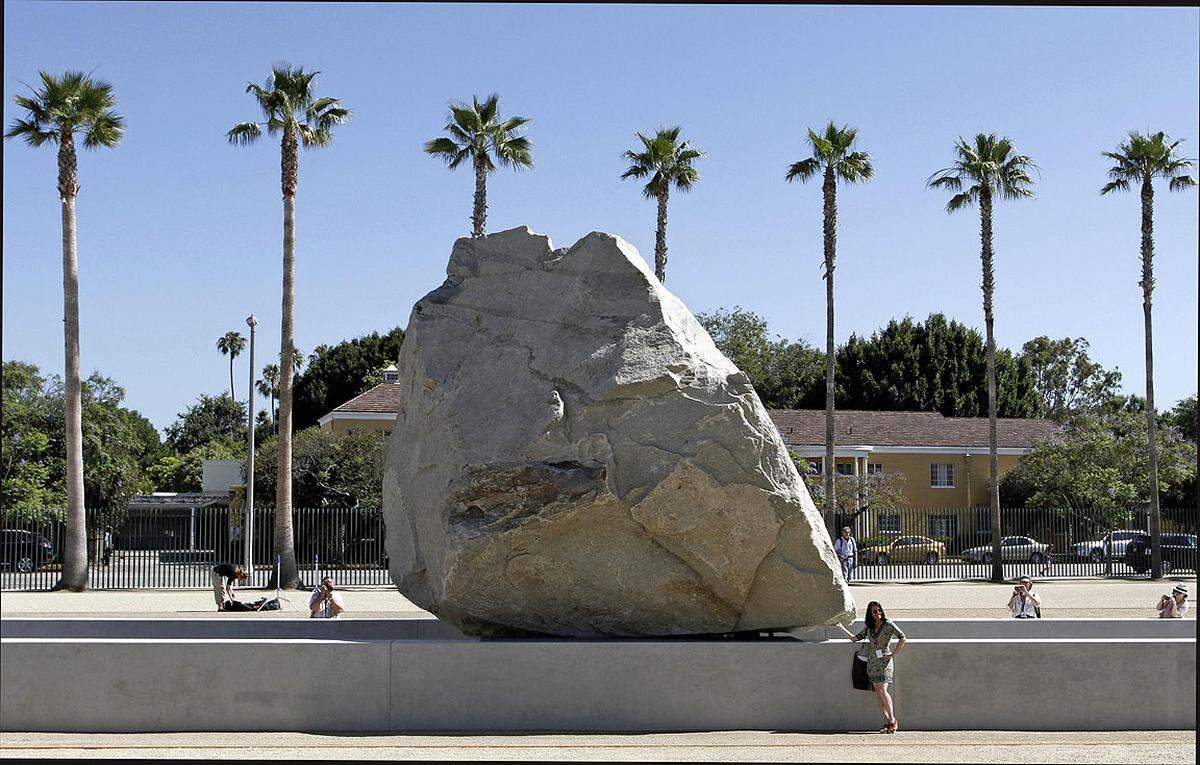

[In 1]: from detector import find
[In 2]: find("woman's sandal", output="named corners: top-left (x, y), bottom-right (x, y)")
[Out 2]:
top-left (887, 720), bottom-right (899, 733)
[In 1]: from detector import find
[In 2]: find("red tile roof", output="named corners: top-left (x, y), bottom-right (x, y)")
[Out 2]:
top-left (330, 383), bottom-right (405, 414)
top-left (767, 409), bottom-right (1058, 450)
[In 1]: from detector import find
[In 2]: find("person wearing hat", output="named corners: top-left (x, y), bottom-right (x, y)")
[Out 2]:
top-left (1157, 584), bottom-right (1189, 618)
top-left (1007, 576), bottom-right (1041, 618)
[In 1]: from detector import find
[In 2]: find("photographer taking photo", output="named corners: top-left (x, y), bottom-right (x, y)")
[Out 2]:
top-left (309, 576), bottom-right (345, 619)
top-left (1157, 584), bottom-right (1189, 619)
top-left (1007, 576), bottom-right (1041, 618)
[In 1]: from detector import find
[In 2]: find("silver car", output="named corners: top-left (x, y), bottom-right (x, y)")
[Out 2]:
top-left (961, 535), bottom-right (1050, 564)
top-left (1071, 530), bottom-right (1146, 563)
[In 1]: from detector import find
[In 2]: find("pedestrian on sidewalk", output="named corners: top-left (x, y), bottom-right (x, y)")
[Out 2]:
top-left (834, 527), bottom-right (858, 583)
top-left (1039, 544), bottom-right (1053, 577)
top-left (836, 601), bottom-right (906, 733)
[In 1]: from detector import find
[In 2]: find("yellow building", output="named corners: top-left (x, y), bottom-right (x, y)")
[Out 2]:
top-left (317, 365), bottom-right (403, 436)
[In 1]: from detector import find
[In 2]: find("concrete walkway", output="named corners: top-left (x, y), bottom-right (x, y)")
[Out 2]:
top-left (0, 731), bottom-right (1193, 762)
top-left (2, 577), bottom-right (1195, 619)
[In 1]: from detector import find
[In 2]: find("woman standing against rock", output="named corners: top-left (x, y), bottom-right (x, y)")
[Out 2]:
top-left (837, 601), bottom-right (907, 732)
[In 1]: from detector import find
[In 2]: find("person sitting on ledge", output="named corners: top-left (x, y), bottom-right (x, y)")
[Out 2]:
top-left (1008, 576), bottom-right (1041, 618)
top-left (1158, 584), bottom-right (1189, 618)
top-left (210, 562), bottom-right (248, 611)
top-left (309, 576), bottom-right (345, 618)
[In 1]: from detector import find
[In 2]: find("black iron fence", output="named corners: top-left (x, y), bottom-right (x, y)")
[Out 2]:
top-left (824, 505), bottom-right (1197, 581)
top-left (3, 505), bottom-right (1195, 590)
top-left (1, 507), bottom-right (391, 591)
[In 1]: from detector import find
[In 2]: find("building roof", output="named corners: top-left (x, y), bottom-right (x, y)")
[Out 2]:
top-left (128, 492), bottom-right (230, 511)
top-left (767, 409), bottom-right (1058, 450)
top-left (329, 382), bottom-right (406, 415)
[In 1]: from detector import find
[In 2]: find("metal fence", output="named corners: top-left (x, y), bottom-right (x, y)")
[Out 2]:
top-left (3, 505), bottom-right (1195, 590)
top-left (1, 507), bottom-right (391, 591)
top-left (824, 505), bottom-right (1197, 581)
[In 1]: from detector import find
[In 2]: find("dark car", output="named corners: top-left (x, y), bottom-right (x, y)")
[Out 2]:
top-left (1123, 533), bottom-right (1197, 575)
top-left (1, 529), bottom-right (56, 573)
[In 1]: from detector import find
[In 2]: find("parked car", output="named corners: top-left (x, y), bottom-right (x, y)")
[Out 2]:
top-left (1072, 530), bottom-right (1147, 563)
top-left (1123, 533), bottom-right (1197, 575)
top-left (961, 535), bottom-right (1049, 564)
top-left (1, 529), bottom-right (56, 573)
top-left (859, 535), bottom-right (947, 565)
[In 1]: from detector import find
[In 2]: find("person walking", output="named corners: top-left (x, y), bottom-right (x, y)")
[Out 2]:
top-left (837, 601), bottom-right (907, 733)
top-left (101, 528), bottom-right (114, 567)
top-left (1039, 544), bottom-right (1053, 577)
top-left (834, 527), bottom-right (858, 583)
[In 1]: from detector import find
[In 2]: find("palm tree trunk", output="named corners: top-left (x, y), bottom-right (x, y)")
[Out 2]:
top-left (472, 158), bottom-right (487, 238)
top-left (54, 131), bottom-right (88, 592)
top-left (655, 188), bottom-right (669, 283)
top-left (1140, 175), bottom-right (1162, 579)
top-left (980, 190), bottom-right (1003, 583)
top-left (229, 357), bottom-right (236, 402)
top-left (822, 166), bottom-right (837, 524)
top-left (273, 129), bottom-right (301, 589)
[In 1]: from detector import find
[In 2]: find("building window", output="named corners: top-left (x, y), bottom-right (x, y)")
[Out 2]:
top-left (836, 463), bottom-right (854, 476)
top-left (867, 463), bottom-right (884, 476)
top-left (928, 514), bottom-right (959, 539)
top-left (878, 514), bottom-right (902, 534)
top-left (930, 463), bottom-right (955, 488)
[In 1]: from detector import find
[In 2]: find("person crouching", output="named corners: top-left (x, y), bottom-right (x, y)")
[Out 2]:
top-left (309, 576), bottom-right (345, 618)
top-left (210, 562), bottom-right (248, 611)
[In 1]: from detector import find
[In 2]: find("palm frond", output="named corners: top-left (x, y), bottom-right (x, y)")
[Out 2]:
top-left (1099, 179), bottom-right (1131, 195)
top-left (226, 121), bottom-right (262, 146)
top-left (82, 109), bottom-right (124, 148)
top-left (786, 157), bottom-right (821, 183)
top-left (5, 118), bottom-right (58, 146)
top-left (1168, 174), bottom-right (1197, 192)
top-left (946, 190), bottom-right (976, 213)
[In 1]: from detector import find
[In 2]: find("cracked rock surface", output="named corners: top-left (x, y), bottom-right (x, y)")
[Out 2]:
top-left (382, 227), bottom-right (854, 637)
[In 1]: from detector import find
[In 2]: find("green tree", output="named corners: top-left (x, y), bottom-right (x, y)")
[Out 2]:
top-left (149, 440), bottom-right (242, 493)
top-left (786, 122), bottom-right (874, 523)
top-left (257, 363), bottom-right (279, 425)
top-left (836, 313), bottom-right (1042, 418)
top-left (1164, 395), bottom-right (1197, 443)
top-left (228, 63), bottom-right (351, 588)
top-left (621, 126), bottom-right (704, 283)
top-left (6, 71), bottom-right (124, 590)
top-left (164, 394), bottom-right (246, 455)
top-left (293, 327), bottom-right (405, 430)
top-left (1018, 336), bottom-right (1122, 423)
top-left (696, 307), bottom-right (824, 410)
top-left (424, 93), bottom-right (532, 238)
top-left (1100, 130), bottom-right (1197, 579)
top-left (216, 331), bottom-right (247, 401)
top-left (928, 133), bottom-right (1037, 582)
top-left (253, 428), bottom-right (385, 510)
top-left (2, 362), bottom-right (65, 521)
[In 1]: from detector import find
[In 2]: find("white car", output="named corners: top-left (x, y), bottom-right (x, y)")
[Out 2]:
top-left (1072, 530), bottom-right (1146, 563)
top-left (961, 536), bottom-right (1050, 564)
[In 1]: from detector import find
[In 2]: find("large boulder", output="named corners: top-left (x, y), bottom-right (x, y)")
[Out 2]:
top-left (383, 227), bottom-right (853, 637)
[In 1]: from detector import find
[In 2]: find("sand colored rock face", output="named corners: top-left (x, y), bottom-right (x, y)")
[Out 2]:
top-left (382, 227), bottom-right (853, 636)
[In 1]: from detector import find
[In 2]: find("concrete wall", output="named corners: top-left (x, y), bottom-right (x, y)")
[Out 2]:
top-left (2, 636), bottom-right (1193, 732)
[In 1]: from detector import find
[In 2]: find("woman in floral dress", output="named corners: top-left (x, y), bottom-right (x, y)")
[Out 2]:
top-left (837, 601), bottom-right (907, 732)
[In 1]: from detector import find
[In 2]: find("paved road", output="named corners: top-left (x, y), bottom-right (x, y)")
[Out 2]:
top-left (0, 731), bottom-right (1193, 762)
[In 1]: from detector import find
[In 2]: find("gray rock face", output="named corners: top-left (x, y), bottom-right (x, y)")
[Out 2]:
top-left (383, 227), bottom-right (853, 637)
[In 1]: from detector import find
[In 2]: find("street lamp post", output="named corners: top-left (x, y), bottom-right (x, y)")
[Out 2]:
top-left (245, 314), bottom-right (257, 582)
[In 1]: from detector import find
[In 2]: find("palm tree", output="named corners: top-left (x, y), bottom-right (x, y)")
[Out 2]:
top-left (216, 331), bottom-right (246, 401)
top-left (424, 94), bottom-right (532, 238)
top-left (1100, 131), bottom-right (1197, 579)
top-left (620, 127), bottom-right (704, 283)
top-left (928, 133), bottom-right (1037, 583)
top-left (785, 122), bottom-right (874, 524)
top-left (6, 71), bottom-right (124, 592)
top-left (257, 363), bottom-right (279, 425)
top-left (227, 63), bottom-right (350, 588)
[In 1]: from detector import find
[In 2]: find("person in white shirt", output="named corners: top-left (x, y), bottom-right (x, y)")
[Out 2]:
top-left (1157, 584), bottom-right (1189, 618)
top-left (1008, 576), bottom-right (1041, 618)
top-left (833, 527), bottom-right (858, 583)
top-left (309, 576), bottom-right (346, 618)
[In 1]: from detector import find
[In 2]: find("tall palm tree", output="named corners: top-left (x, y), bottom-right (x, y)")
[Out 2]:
top-left (6, 71), bottom-right (124, 592)
top-left (227, 63), bottom-right (350, 588)
top-left (620, 126), bottom-right (704, 283)
top-left (928, 133), bottom-right (1037, 583)
top-left (216, 331), bottom-right (246, 401)
top-left (257, 363), bottom-right (279, 425)
top-left (1100, 131), bottom-right (1197, 579)
top-left (785, 122), bottom-right (874, 524)
top-left (424, 94), bottom-right (532, 238)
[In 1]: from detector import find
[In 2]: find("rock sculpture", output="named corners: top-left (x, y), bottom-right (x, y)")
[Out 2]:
top-left (382, 227), bottom-right (853, 636)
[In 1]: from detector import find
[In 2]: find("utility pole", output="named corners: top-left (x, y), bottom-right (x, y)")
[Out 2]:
top-left (245, 314), bottom-right (257, 582)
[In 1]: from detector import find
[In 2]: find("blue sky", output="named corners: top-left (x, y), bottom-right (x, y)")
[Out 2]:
top-left (4, 2), bottom-right (1198, 432)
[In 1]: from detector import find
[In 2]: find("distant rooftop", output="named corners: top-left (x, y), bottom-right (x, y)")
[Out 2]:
top-left (768, 409), bottom-right (1058, 450)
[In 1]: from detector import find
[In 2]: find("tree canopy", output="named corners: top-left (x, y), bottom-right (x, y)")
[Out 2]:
top-left (292, 326), bottom-right (405, 430)
top-left (164, 394), bottom-right (246, 455)
top-left (252, 427), bottom-right (385, 510)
